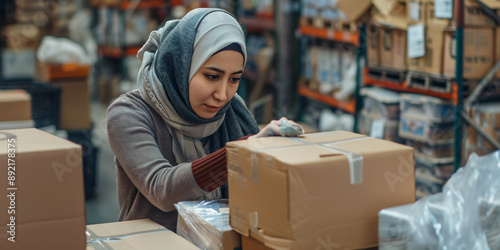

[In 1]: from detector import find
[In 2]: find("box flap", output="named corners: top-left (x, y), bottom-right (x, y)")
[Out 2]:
top-left (373, 3), bottom-right (408, 30)
top-left (0, 128), bottom-right (79, 154)
top-left (337, 0), bottom-right (372, 21)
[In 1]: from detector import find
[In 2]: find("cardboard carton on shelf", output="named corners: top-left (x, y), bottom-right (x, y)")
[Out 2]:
top-left (366, 23), bottom-right (381, 67)
top-left (0, 90), bottom-right (31, 122)
top-left (407, 24), bottom-right (446, 75)
top-left (227, 131), bottom-right (415, 250)
top-left (0, 128), bottom-right (85, 249)
top-left (443, 27), bottom-right (494, 79)
top-left (36, 62), bottom-right (92, 130)
top-left (426, 0), bottom-right (496, 27)
top-left (86, 219), bottom-right (200, 249)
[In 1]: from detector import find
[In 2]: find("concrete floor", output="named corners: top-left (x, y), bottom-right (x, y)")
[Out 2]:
top-left (85, 101), bottom-right (120, 225)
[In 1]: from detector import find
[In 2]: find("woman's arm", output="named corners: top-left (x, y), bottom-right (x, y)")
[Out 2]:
top-left (107, 98), bottom-right (206, 213)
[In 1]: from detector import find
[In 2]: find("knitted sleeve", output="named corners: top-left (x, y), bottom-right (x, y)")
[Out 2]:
top-left (192, 134), bottom-right (253, 192)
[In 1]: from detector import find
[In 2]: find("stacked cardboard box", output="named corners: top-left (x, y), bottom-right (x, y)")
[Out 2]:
top-left (0, 90), bottom-right (34, 130)
top-left (398, 93), bottom-right (455, 198)
top-left (227, 131), bottom-right (415, 249)
top-left (466, 103), bottom-right (500, 157)
top-left (36, 62), bottom-right (91, 130)
top-left (359, 87), bottom-right (402, 142)
top-left (86, 219), bottom-right (200, 249)
top-left (0, 128), bottom-right (85, 249)
top-left (406, 0), bottom-right (496, 79)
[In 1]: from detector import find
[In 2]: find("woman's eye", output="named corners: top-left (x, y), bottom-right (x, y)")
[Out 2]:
top-left (205, 74), bottom-right (219, 80)
top-left (230, 77), bottom-right (241, 83)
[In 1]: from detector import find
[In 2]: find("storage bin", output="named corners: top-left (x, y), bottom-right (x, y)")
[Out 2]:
top-left (360, 87), bottom-right (400, 120)
top-left (405, 139), bottom-right (454, 159)
top-left (399, 116), bottom-right (454, 143)
top-left (400, 94), bottom-right (454, 122)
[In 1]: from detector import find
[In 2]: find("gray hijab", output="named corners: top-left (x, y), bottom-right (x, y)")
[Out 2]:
top-left (137, 8), bottom-right (259, 197)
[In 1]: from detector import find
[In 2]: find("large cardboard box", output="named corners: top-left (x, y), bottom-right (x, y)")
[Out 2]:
top-left (336, 0), bottom-right (372, 22)
top-left (86, 219), bottom-right (200, 249)
top-left (380, 28), bottom-right (407, 70)
top-left (50, 78), bottom-right (91, 130)
top-left (407, 24), bottom-right (446, 74)
top-left (443, 28), bottom-right (494, 79)
top-left (227, 131), bottom-right (415, 250)
top-left (0, 128), bottom-right (85, 249)
top-left (0, 90), bottom-right (31, 122)
top-left (426, 0), bottom-right (496, 27)
top-left (366, 24), bottom-right (381, 67)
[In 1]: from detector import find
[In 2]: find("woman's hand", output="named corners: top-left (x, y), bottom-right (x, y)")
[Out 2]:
top-left (249, 117), bottom-right (303, 139)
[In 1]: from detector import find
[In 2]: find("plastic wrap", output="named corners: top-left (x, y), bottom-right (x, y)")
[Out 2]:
top-left (379, 151), bottom-right (500, 249)
top-left (175, 200), bottom-right (236, 250)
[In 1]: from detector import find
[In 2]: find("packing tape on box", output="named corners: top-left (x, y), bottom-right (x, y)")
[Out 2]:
top-left (248, 136), bottom-right (366, 185)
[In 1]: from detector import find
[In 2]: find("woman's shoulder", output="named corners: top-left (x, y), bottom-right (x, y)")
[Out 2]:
top-left (107, 89), bottom-right (151, 114)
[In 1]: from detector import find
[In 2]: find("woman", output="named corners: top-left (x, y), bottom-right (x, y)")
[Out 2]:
top-left (106, 8), bottom-right (298, 232)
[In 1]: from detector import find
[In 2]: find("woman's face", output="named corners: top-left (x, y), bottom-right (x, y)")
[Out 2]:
top-left (189, 50), bottom-right (243, 119)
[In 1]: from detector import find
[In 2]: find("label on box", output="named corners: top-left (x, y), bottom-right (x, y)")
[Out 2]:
top-left (407, 24), bottom-right (425, 58)
top-left (370, 119), bottom-right (385, 139)
top-left (435, 0), bottom-right (453, 19)
top-left (410, 2), bottom-right (421, 20)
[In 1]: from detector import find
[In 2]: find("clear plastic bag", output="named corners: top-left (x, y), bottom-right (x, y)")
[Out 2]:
top-left (379, 151), bottom-right (500, 249)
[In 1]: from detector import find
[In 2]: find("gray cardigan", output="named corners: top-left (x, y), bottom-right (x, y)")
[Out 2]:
top-left (106, 89), bottom-right (208, 232)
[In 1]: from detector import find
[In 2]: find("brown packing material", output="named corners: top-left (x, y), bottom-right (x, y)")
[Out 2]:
top-left (49, 78), bottom-right (91, 130)
top-left (227, 131), bottom-right (415, 250)
top-left (336, 0), bottom-right (372, 22)
top-left (86, 219), bottom-right (200, 249)
top-left (0, 90), bottom-right (31, 122)
top-left (443, 28), bottom-right (494, 79)
top-left (426, 0), bottom-right (496, 26)
top-left (380, 27), bottom-right (407, 70)
top-left (0, 128), bottom-right (85, 249)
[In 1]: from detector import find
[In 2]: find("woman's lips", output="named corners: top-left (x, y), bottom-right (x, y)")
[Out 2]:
top-left (205, 104), bottom-right (222, 112)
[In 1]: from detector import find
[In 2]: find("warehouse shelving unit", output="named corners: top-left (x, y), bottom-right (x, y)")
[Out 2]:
top-left (296, 23), bottom-right (362, 131)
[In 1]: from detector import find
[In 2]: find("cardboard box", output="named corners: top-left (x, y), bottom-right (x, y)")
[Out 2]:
top-left (0, 90), bottom-right (31, 122)
top-left (336, 0), bottom-right (372, 22)
top-left (366, 24), bottom-right (381, 67)
top-left (407, 24), bottom-right (446, 74)
top-left (242, 235), bottom-right (273, 250)
top-left (227, 131), bottom-right (415, 250)
top-left (37, 62), bottom-right (91, 82)
top-left (0, 128), bottom-right (85, 249)
top-left (1, 24), bottom-right (41, 49)
top-left (380, 28), bottom-right (407, 70)
top-left (86, 219), bottom-right (200, 249)
top-left (48, 78), bottom-right (91, 130)
top-left (496, 27), bottom-right (500, 79)
top-left (426, 0), bottom-right (496, 27)
top-left (443, 28), bottom-right (494, 79)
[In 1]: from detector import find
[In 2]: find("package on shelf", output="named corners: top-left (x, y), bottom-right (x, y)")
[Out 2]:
top-left (1, 48), bottom-right (36, 79)
top-left (317, 44), bottom-right (334, 94)
top-left (471, 103), bottom-right (500, 130)
top-left (0, 128), bottom-right (85, 249)
top-left (334, 45), bottom-right (357, 100)
top-left (175, 200), bottom-right (241, 250)
top-left (336, 0), bottom-right (372, 23)
top-left (399, 116), bottom-right (454, 143)
top-left (400, 94), bottom-right (455, 122)
top-left (405, 139), bottom-right (454, 159)
top-left (372, 2), bottom-right (408, 70)
top-left (407, 24), bottom-right (446, 75)
top-left (495, 27), bottom-right (500, 79)
top-left (406, 0), bottom-right (425, 25)
top-left (361, 87), bottom-right (401, 120)
top-left (379, 151), bottom-right (500, 249)
top-left (86, 219), bottom-right (200, 250)
top-left (414, 154), bottom-right (454, 180)
top-left (366, 23), bottom-right (381, 67)
top-left (359, 110), bottom-right (401, 142)
top-left (0, 90), bottom-right (32, 122)
top-left (1, 23), bottom-right (42, 49)
top-left (443, 27), bottom-right (494, 79)
top-left (318, 109), bottom-right (354, 132)
top-left (414, 157), bottom-right (451, 198)
top-left (227, 131), bottom-right (415, 250)
top-left (426, 0), bottom-right (496, 27)
top-left (14, 0), bottom-right (53, 24)
top-left (300, 4), bottom-right (319, 19)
